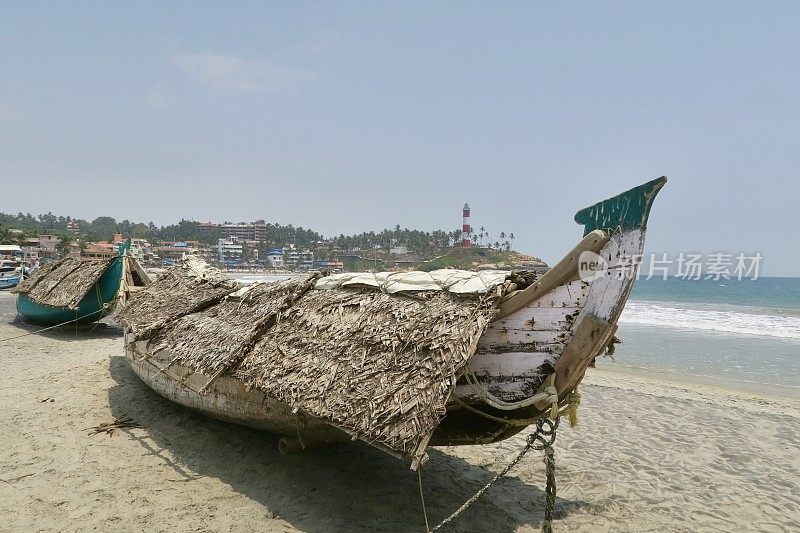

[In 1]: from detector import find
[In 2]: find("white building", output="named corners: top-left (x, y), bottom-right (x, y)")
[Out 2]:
top-left (266, 249), bottom-right (284, 269)
top-left (0, 244), bottom-right (23, 260)
top-left (389, 244), bottom-right (408, 255)
top-left (217, 239), bottom-right (243, 263)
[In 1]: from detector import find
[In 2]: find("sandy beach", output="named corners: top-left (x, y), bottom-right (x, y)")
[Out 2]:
top-left (1, 291), bottom-right (798, 532)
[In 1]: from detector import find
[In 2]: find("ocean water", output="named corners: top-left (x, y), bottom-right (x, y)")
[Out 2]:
top-left (607, 277), bottom-right (800, 392)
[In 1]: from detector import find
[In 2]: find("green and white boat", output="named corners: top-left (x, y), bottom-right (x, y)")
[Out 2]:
top-left (14, 239), bottom-right (150, 327)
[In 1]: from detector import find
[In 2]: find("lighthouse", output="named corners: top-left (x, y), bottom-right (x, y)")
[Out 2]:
top-left (462, 203), bottom-right (472, 248)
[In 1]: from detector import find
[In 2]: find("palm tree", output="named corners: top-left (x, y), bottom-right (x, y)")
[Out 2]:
top-left (0, 226), bottom-right (12, 245)
top-left (479, 226), bottom-right (486, 246)
top-left (56, 233), bottom-right (74, 258)
top-left (509, 232), bottom-right (515, 251)
top-left (494, 241), bottom-right (500, 249)
top-left (499, 232), bottom-right (506, 244)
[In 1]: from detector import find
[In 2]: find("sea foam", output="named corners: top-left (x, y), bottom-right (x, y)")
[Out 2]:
top-left (620, 301), bottom-right (800, 340)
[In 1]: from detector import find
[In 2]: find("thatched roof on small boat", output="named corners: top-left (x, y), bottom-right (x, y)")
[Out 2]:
top-left (117, 258), bottom-right (513, 463)
top-left (12, 257), bottom-right (116, 309)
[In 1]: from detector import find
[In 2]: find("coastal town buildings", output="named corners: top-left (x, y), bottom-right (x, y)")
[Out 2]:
top-left (284, 246), bottom-right (314, 271)
top-left (389, 244), bottom-right (409, 255)
top-left (3, 201), bottom-right (513, 272)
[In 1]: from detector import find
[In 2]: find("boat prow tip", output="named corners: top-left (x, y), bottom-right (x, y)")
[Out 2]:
top-left (574, 175), bottom-right (668, 236)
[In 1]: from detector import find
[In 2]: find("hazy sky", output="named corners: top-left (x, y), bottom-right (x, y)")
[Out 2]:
top-left (2, 2), bottom-right (798, 275)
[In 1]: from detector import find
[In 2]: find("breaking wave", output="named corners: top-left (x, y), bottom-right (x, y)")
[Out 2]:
top-left (620, 301), bottom-right (800, 340)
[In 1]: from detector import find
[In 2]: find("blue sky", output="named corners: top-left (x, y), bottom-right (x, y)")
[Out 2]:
top-left (1, 2), bottom-right (798, 275)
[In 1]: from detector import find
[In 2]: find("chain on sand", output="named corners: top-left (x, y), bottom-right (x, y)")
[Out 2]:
top-left (425, 416), bottom-right (560, 532)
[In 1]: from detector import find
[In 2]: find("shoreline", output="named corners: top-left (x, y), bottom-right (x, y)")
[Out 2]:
top-left (591, 361), bottom-right (800, 404)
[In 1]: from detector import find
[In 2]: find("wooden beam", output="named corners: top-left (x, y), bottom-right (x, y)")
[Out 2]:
top-left (495, 230), bottom-right (609, 320)
top-left (553, 314), bottom-right (613, 400)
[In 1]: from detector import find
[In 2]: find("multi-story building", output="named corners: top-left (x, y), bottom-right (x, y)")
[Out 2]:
top-left (152, 241), bottom-right (200, 265)
top-left (265, 249), bottom-right (284, 269)
top-left (216, 239), bottom-right (243, 264)
top-left (82, 243), bottom-right (117, 260)
top-left (221, 224), bottom-right (254, 240)
top-left (23, 235), bottom-right (60, 262)
top-left (201, 220), bottom-right (270, 242)
top-left (128, 238), bottom-right (151, 262)
top-left (284, 246), bottom-right (314, 271)
top-left (0, 244), bottom-right (24, 261)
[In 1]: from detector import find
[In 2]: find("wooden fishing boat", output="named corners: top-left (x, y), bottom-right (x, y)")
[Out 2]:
top-left (119, 177), bottom-right (666, 467)
top-left (14, 240), bottom-right (150, 326)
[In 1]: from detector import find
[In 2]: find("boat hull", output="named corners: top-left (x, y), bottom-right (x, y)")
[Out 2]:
top-left (125, 337), bottom-right (350, 441)
top-left (0, 273), bottom-right (23, 290)
top-left (16, 257), bottom-right (123, 326)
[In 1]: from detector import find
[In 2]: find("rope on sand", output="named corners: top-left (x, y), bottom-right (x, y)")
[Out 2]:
top-left (418, 401), bottom-right (562, 532)
top-left (0, 281), bottom-right (115, 344)
top-left (0, 308), bottom-right (106, 344)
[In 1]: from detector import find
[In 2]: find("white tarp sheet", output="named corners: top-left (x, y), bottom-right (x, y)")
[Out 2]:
top-left (314, 269), bottom-right (510, 295)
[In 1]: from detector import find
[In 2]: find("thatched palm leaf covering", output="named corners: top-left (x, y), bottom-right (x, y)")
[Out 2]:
top-left (12, 257), bottom-right (116, 309)
top-left (116, 257), bottom-right (235, 339)
top-left (145, 276), bottom-right (321, 375)
top-left (119, 259), bottom-right (504, 462)
top-left (235, 287), bottom-right (499, 458)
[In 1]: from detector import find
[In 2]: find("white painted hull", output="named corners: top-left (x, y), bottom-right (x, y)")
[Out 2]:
top-left (464, 229), bottom-right (643, 404)
top-left (125, 336), bottom-right (348, 439)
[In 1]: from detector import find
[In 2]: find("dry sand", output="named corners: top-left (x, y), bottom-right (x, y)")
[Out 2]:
top-left (1, 291), bottom-right (798, 532)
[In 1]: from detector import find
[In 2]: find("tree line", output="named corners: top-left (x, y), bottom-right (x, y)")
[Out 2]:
top-left (0, 211), bottom-right (517, 256)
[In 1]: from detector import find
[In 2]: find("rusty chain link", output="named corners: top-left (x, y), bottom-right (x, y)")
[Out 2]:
top-left (426, 416), bottom-right (560, 532)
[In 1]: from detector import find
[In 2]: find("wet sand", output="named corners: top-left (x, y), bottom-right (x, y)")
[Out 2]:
top-left (1, 291), bottom-right (798, 532)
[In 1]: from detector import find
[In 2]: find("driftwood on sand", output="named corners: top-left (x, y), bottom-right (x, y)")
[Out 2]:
top-left (117, 258), bottom-right (506, 461)
top-left (12, 257), bottom-right (116, 310)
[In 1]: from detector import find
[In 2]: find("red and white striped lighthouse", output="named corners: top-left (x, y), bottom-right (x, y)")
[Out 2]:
top-left (462, 203), bottom-right (472, 248)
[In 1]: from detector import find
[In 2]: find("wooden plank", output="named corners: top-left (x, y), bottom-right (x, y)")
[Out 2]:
top-left (583, 229), bottom-right (644, 321)
top-left (552, 314), bottom-right (613, 400)
top-left (459, 351), bottom-right (559, 402)
top-left (455, 381), bottom-right (541, 402)
top-left (491, 306), bottom-right (581, 331)
top-left (478, 327), bottom-right (570, 346)
top-left (467, 351), bottom-right (557, 376)
top-left (495, 229), bottom-right (608, 319)
top-left (527, 279), bottom-right (590, 308)
top-left (478, 276), bottom-right (589, 353)
top-left (475, 340), bottom-right (564, 356)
